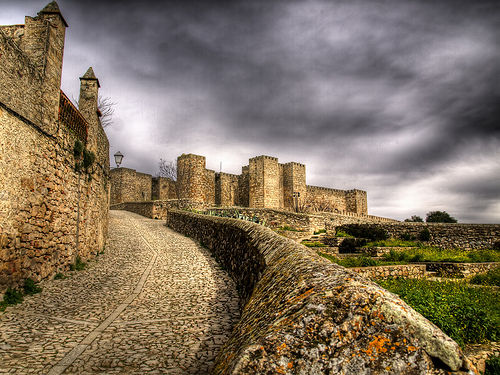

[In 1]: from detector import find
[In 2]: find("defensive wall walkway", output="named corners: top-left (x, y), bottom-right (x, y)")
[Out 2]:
top-left (0, 210), bottom-right (239, 374)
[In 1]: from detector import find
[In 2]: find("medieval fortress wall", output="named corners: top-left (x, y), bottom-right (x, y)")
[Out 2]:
top-left (0, 4), bottom-right (109, 290)
top-left (111, 153), bottom-right (369, 214)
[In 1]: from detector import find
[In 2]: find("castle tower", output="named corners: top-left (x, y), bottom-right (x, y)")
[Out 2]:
top-left (249, 156), bottom-right (280, 208)
top-left (177, 154), bottom-right (206, 201)
top-left (78, 67), bottom-right (100, 152)
top-left (23, 1), bottom-right (68, 134)
top-left (345, 189), bottom-right (368, 215)
top-left (283, 162), bottom-right (306, 211)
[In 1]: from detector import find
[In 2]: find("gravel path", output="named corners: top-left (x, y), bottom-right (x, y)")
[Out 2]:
top-left (0, 210), bottom-right (240, 374)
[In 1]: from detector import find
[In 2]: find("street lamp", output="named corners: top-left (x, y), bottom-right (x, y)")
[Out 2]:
top-left (114, 151), bottom-right (124, 168)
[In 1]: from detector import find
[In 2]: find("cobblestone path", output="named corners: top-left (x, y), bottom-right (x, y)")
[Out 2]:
top-left (0, 210), bottom-right (240, 374)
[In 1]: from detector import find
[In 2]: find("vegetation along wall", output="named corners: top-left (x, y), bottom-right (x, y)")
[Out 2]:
top-left (166, 210), bottom-right (473, 374)
top-left (341, 223), bottom-right (500, 249)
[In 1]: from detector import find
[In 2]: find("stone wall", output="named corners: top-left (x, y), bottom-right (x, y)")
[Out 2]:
top-left (0, 4), bottom-right (109, 291)
top-left (111, 200), bottom-right (208, 220)
top-left (205, 207), bottom-right (325, 233)
top-left (151, 177), bottom-right (176, 200)
top-left (216, 172), bottom-right (240, 207)
top-left (424, 262), bottom-right (499, 278)
top-left (351, 264), bottom-right (427, 280)
top-left (282, 162), bottom-right (306, 211)
top-left (109, 168), bottom-right (152, 204)
top-left (166, 210), bottom-right (472, 374)
top-left (306, 185), bottom-right (348, 212)
top-left (342, 223), bottom-right (500, 249)
top-left (177, 153), bottom-right (207, 202)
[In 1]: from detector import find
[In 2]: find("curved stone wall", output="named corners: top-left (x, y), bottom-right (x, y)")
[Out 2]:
top-left (167, 210), bottom-right (473, 374)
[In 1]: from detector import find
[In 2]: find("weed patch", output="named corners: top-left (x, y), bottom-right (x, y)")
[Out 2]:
top-left (70, 256), bottom-right (86, 271)
top-left (23, 278), bottom-right (42, 295)
top-left (377, 278), bottom-right (499, 346)
top-left (470, 267), bottom-right (500, 287)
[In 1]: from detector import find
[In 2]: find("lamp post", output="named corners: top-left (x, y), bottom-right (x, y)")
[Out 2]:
top-left (114, 151), bottom-right (124, 168)
top-left (293, 191), bottom-right (301, 212)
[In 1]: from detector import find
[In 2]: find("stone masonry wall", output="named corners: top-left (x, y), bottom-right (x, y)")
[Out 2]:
top-left (306, 185), bottom-right (348, 212)
top-left (110, 168), bottom-right (152, 204)
top-left (0, 95), bottom-right (109, 290)
top-left (351, 264), bottom-right (427, 280)
top-left (166, 210), bottom-right (472, 374)
top-left (216, 172), bottom-right (240, 207)
top-left (205, 207), bottom-right (325, 233)
top-left (0, 4), bottom-right (109, 291)
top-left (111, 199), bottom-right (208, 220)
top-left (151, 177), bottom-right (176, 200)
top-left (344, 223), bottom-right (500, 249)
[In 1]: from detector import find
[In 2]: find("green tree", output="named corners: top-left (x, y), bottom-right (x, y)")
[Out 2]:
top-left (426, 211), bottom-right (457, 223)
top-left (404, 215), bottom-right (424, 222)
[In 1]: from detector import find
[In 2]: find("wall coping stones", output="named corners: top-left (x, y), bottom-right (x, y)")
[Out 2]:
top-left (167, 210), bottom-right (473, 374)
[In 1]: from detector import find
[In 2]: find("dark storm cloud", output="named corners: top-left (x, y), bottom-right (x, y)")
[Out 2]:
top-left (2, 0), bottom-right (499, 222)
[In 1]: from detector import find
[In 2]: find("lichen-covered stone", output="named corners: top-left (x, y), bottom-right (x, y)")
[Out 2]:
top-left (167, 210), bottom-right (475, 374)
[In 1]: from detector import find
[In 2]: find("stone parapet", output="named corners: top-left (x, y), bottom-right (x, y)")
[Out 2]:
top-left (166, 210), bottom-right (473, 374)
top-left (351, 264), bottom-right (427, 280)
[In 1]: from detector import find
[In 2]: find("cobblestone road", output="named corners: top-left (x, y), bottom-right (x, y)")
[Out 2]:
top-left (0, 210), bottom-right (240, 374)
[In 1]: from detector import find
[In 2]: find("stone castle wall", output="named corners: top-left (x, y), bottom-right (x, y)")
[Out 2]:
top-left (341, 223), bottom-right (500, 249)
top-left (110, 168), bottom-right (152, 204)
top-left (166, 210), bottom-right (471, 374)
top-left (110, 153), bottom-right (369, 215)
top-left (0, 4), bottom-right (109, 291)
top-left (151, 177), bottom-right (176, 200)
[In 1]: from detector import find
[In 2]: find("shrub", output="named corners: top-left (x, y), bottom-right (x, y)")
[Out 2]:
top-left (418, 228), bottom-right (431, 241)
top-left (3, 288), bottom-right (23, 305)
top-left (279, 225), bottom-right (300, 232)
top-left (470, 267), bottom-right (500, 287)
top-left (378, 279), bottom-right (499, 346)
top-left (485, 355), bottom-right (500, 375)
top-left (426, 211), bottom-right (457, 223)
top-left (335, 230), bottom-right (354, 238)
top-left (400, 232), bottom-right (416, 241)
top-left (314, 229), bottom-right (326, 235)
top-left (23, 278), bottom-right (42, 295)
top-left (338, 238), bottom-right (367, 253)
top-left (493, 241), bottom-right (500, 250)
top-left (337, 225), bottom-right (388, 241)
top-left (54, 273), bottom-right (67, 280)
top-left (404, 215), bottom-right (424, 222)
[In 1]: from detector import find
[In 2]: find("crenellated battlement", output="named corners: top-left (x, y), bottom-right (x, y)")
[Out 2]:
top-left (111, 153), bottom-right (368, 215)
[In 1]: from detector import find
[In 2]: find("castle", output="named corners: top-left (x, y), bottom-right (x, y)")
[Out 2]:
top-left (110, 154), bottom-right (368, 214)
top-left (0, 2), bottom-right (109, 288)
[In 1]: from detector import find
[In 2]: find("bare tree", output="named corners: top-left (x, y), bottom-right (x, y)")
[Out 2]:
top-left (158, 159), bottom-right (177, 181)
top-left (97, 96), bottom-right (116, 128)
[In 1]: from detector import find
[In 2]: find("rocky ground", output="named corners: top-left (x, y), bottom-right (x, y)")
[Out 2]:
top-left (0, 210), bottom-right (240, 374)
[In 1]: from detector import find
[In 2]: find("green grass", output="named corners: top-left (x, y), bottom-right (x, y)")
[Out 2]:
top-left (23, 278), bottom-right (42, 295)
top-left (318, 252), bottom-right (398, 267)
top-left (302, 241), bottom-right (326, 248)
top-left (313, 229), bottom-right (326, 235)
top-left (382, 248), bottom-right (500, 263)
top-left (377, 278), bottom-right (500, 346)
top-left (364, 238), bottom-right (420, 248)
top-left (70, 256), bottom-right (86, 271)
top-left (1, 278), bottom-right (43, 312)
top-left (485, 355), bottom-right (500, 375)
top-left (470, 267), bottom-right (500, 286)
top-left (335, 230), bottom-right (354, 238)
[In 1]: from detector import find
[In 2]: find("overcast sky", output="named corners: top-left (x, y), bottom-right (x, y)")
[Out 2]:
top-left (2, 0), bottom-right (499, 223)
